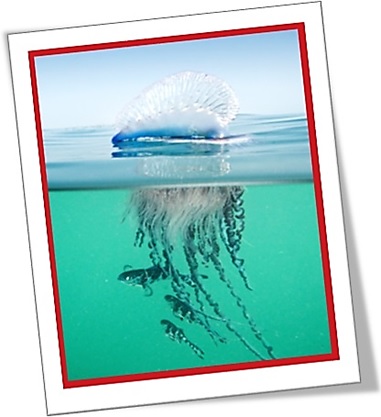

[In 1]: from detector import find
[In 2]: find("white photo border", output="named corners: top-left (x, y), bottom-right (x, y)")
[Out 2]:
top-left (8, 2), bottom-right (359, 414)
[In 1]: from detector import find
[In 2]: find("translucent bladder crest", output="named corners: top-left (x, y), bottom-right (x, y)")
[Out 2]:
top-left (113, 71), bottom-right (239, 143)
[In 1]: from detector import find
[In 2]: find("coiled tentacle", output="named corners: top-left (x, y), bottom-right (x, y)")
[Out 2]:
top-left (184, 223), bottom-right (264, 355)
top-left (182, 236), bottom-right (226, 345)
top-left (221, 187), bottom-right (253, 291)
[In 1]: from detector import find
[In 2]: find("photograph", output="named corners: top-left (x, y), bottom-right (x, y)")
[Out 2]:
top-left (30, 23), bottom-right (336, 386)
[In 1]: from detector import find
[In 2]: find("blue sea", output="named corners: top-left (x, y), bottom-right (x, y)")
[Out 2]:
top-left (45, 113), bottom-right (312, 189)
top-left (44, 114), bottom-right (332, 383)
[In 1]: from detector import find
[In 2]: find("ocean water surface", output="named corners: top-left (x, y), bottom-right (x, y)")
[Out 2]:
top-left (45, 113), bottom-right (313, 189)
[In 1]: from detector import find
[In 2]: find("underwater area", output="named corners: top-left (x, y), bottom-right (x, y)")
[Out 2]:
top-left (44, 114), bottom-right (332, 382)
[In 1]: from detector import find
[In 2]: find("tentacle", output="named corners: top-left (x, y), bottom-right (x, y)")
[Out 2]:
top-left (231, 186), bottom-right (245, 251)
top-left (178, 268), bottom-right (221, 344)
top-left (209, 223), bottom-right (275, 359)
top-left (182, 224), bottom-right (227, 344)
top-left (221, 187), bottom-right (253, 291)
top-left (134, 226), bottom-right (145, 247)
top-left (184, 224), bottom-right (263, 356)
top-left (161, 239), bottom-right (192, 304)
top-left (130, 191), bottom-right (147, 247)
top-left (145, 222), bottom-right (163, 267)
top-left (195, 217), bottom-right (212, 266)
top-left (182, 224), bottom-right (209, 313)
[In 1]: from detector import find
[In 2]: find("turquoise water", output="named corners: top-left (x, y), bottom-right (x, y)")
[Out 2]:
top-left (49, 183), bottom-right (330, 381)
top-left (44, 114), bottom-right (332, 382)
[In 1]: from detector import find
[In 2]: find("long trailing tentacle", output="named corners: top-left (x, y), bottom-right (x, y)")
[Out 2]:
top-left (160, 236), bottom-right (192, 304)
top-left (209, 221), bottom-right (275, 359)
top-left (183, 224), bottom-right (264, 359)
top-left (183, 223), bottom-right (209, 309)
top-left (181, 225), bottom-right (225, 345)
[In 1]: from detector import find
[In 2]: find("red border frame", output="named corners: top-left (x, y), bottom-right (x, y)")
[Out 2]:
top-left (28, 22), bottom-right (339, 389)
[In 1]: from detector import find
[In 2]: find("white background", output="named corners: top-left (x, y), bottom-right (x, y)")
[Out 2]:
top-left (1, 0), bottom-right (380, 416)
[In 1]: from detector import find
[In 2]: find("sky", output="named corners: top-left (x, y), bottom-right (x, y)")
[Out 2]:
top-left (35, 29), bottom-right (306, 129)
